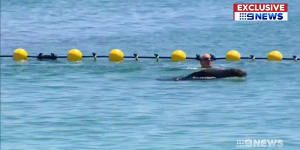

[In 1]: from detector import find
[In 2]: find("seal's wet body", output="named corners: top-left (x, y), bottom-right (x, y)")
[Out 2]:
top-left (176, 68), bottom-right (247, 80)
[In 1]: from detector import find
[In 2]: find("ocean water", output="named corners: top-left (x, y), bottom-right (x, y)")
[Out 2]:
top-left (1, 0), bottom-right (300, 149)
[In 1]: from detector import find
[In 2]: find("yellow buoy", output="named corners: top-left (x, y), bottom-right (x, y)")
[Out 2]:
top-left (109, 49), bottom-right (124, 61)
top-left (171, 50), bottom-right (186, 62)
top-left (267, 51), bottom-right (283, 61)
top-left (226, 50), bottom-right (241, 61)
top-left (67, 49), bottom-right (82, 61)
top-left (13, 48), bottom-right (28, 61)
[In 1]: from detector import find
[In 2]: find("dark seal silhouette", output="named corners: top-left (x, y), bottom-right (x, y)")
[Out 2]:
top-left (174, 68), bottom-right (247, 81)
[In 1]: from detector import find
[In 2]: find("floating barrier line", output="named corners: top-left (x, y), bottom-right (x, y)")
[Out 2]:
top-left (1, 54), bottom-right (299, 60)
top-left (5, 48), bottom-right (300, 62)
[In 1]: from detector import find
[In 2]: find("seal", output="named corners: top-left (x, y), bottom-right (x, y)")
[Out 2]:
top-left (176, 68), bottom-right (247, 80)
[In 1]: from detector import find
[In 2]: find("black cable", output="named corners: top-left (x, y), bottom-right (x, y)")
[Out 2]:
top-left (0, 55), bottom-right (12, 57)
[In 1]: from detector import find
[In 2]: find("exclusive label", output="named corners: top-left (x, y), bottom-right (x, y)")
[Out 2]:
top-left (233, 3), bottom-right (288, 21)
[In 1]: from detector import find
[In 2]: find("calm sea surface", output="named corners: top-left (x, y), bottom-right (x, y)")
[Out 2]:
top-left (1, 0), bottom-right (300, 149)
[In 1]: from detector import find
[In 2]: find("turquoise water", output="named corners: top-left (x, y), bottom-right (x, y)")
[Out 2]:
top-left (1, 0), bottom-right (300, 149)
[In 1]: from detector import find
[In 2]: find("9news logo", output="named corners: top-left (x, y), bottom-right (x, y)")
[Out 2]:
top-left (233, 3), bottom-right (288, 21)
